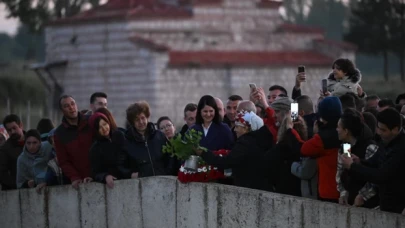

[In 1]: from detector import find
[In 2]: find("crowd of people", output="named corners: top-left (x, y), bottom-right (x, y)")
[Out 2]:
top-left (1, 58), bottom-right (405, 215)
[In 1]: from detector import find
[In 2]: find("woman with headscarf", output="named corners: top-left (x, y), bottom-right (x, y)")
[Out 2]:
top-left (195, 110), bottom-right (272, 191)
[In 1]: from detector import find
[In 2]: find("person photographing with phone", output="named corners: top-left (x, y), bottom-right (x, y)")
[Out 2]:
top-left (341, 108), bottom-right (405, 214)
top-left (336, 108), bottom-right (380, 208)
top-left (292, 66), bottom-right (307, 100)
top-left (321, 58), bottom-right (365, 98)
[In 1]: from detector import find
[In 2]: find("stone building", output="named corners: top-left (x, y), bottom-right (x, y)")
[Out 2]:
top-left (42, 0), bottom-right (356, 127)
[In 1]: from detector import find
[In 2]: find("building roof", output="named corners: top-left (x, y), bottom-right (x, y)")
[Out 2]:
top-left (130, 36), bottom-right (170, 52)
top-left (276, 23), bottom-right (324, 34)
top-left (48, 0), bottom-right (192, 26)
top-left (168, 51), bottom-right (334, 67)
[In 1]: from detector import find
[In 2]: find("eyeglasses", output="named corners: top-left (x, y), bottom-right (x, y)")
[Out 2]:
top-left (160, 124), bottom-right (173, 131)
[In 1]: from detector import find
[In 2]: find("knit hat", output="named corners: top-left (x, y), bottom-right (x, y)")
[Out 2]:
top-left (25, 129), bottom-right (41, 142)
top-left (88, 112), bottom-right (109, 130)
top-left (235, 110), bottom-right (264, 131)
top-left (271, 97), bottom-right (293, 112)
top-left (318, 96), bottom-right (343, 123)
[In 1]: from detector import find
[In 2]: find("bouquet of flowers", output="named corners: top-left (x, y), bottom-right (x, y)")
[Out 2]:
top-left (162, 130), bottom-right (230, 183)
top-left (162, 129), bottom-right (207, 161)
top-left (177, 149), bottom-right (230, 183)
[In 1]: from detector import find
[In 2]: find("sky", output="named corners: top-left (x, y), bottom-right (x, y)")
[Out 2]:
top-left (0, 3), bottom-right (19, 35)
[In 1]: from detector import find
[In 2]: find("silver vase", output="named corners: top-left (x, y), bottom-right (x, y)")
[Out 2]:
top-left (184, 155), bottom-right (200, 172)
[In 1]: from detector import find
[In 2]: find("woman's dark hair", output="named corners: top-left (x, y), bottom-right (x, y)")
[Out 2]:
top-left (196, 95), bottom-right (221, 125)
top-left (94, 115), bottom-right (111, 139)
top-left (340, 108), bottom-right (364, 138)
top-left (332, 58), bottom-right (357, 76)
top-left (36, 118), bottom-right (55, 135)
top-left (157, 116), bottom-right (172, 129)
top-left (95, 107), bottom-right (118, 131)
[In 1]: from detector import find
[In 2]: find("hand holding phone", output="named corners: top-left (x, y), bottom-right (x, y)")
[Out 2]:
top-left (343, 143), bottom-right (351, 157)
top-left (249, 83), bottom-right (257, 91)
top-left (322, 79), bottom-right (328, 94)
top-left (291, 103), bottom-right (299, 122)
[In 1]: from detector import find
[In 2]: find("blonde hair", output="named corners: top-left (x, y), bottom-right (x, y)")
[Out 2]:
top-left (277, 116), bottom-right (308, 143)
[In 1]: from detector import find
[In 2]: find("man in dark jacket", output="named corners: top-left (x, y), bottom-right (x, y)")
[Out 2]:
top-left (0, 114), bottom-right (25, 190)
top-left (179, 103), bottom-right (197, 136)
top-left (124, 101), bottom-right (175, 178)
top-left (54, 95), bottom-right (94, 189)
top-left (341, 108), bottom-right (405, 214)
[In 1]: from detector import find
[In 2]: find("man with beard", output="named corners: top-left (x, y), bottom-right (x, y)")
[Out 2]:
top-left (54, 95), bottom-right (94, 189)
top-left (0, 114), bottom-right (25, 190)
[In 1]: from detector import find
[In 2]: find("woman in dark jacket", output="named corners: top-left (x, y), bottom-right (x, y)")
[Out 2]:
top-left (191, 95), bottom-right (234, 151)
top-left (336, 108), bottom-right (379, 208)
top-left (123, 101), bottom-right (175, 178)
top-left (196, 111), bottom-right (274, 191)
top-left (267, 115), bottom-right (307, 197)
top-left (89, 113), bottom-right (126, 188)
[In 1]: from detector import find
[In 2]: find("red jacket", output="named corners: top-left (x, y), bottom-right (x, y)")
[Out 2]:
top-left (54, 113), bottom-right (93, 182)
top-left (301, 128), bottom-right (340, 200)
top-left (264, 107), bottom-right (278, 144)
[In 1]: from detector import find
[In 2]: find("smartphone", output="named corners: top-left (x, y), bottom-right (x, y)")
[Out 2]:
top-left (291, 103), bottom-right (299, 122)
top-left (298, 65), bottom-right (305, 73)
top-left (322, 79), bottom-right (328, 94)
top-left (343, 143), bottom-right (351, 157)
top-left (249, 83), bottom-right (257, 90)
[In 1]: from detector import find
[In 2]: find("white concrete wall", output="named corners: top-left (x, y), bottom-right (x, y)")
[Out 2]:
top-left (0, 176), bottom-right (404, 228)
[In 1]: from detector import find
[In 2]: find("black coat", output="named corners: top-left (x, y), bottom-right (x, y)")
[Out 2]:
top-left (124, 123), bottom-right (175, 178)
top-left (340, 124), bottom-right (378, 206)
top-left (89, 131), bottom-right (126, 183)
top-left (350, 130), bottom-right (405, 213)
top-left (267, 129), bottom-right (302, 196)
top-left (201, 125), bottom-right (274, 191)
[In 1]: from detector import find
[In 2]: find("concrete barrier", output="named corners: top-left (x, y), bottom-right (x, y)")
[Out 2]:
top-left (0, 176), bottom-right (404, 228)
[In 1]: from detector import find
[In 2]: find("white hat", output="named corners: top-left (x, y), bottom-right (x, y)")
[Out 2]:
top-left (235, 110), bottom-right (264, 131)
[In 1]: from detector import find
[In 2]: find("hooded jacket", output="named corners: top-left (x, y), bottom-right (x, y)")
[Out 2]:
top-left (54, 113), bottom-right (94, 182)
top-left (327, 69), bottom-right (363, 97)
top-left (16, 141), bottom-right (53, 188)
top-left (123, 123), bottom-right (174, 178)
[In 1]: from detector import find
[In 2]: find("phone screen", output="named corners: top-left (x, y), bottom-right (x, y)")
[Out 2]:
top-left (249, 83), bottom-right (257, 90)
top-left (298, 66), bottom-right (305, 73)
top-left (343, 143), bottom-right (351, 157)
top-left (291, 103), bottom-right (299, 122)
top-left (322, 79), bottom-right (328, 94)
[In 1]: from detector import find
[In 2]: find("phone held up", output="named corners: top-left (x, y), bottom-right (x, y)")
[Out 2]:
top-left (249, 83), bottom-right (257, 91)
top-left (343, 143), bottom-right (351, 157)
top-left (291, 103), bottom-right (299, 122)
top-left (322, 79), bottom-right (328, 94)
top-left (298, 65), bottom-right (305, 73)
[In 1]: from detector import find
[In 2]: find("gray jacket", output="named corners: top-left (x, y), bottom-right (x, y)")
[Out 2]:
top-left (327, 69), bottom-right (363, 97)
top-left (291, 157), bottom-right (318, 199)
top-left (16, 141), bottom-right (53, 188)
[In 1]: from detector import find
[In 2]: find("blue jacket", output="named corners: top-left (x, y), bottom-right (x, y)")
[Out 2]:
top-left (190, 122), bottom-right (234, 151)
top-left (16, 141), bottom-right (53, 188)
